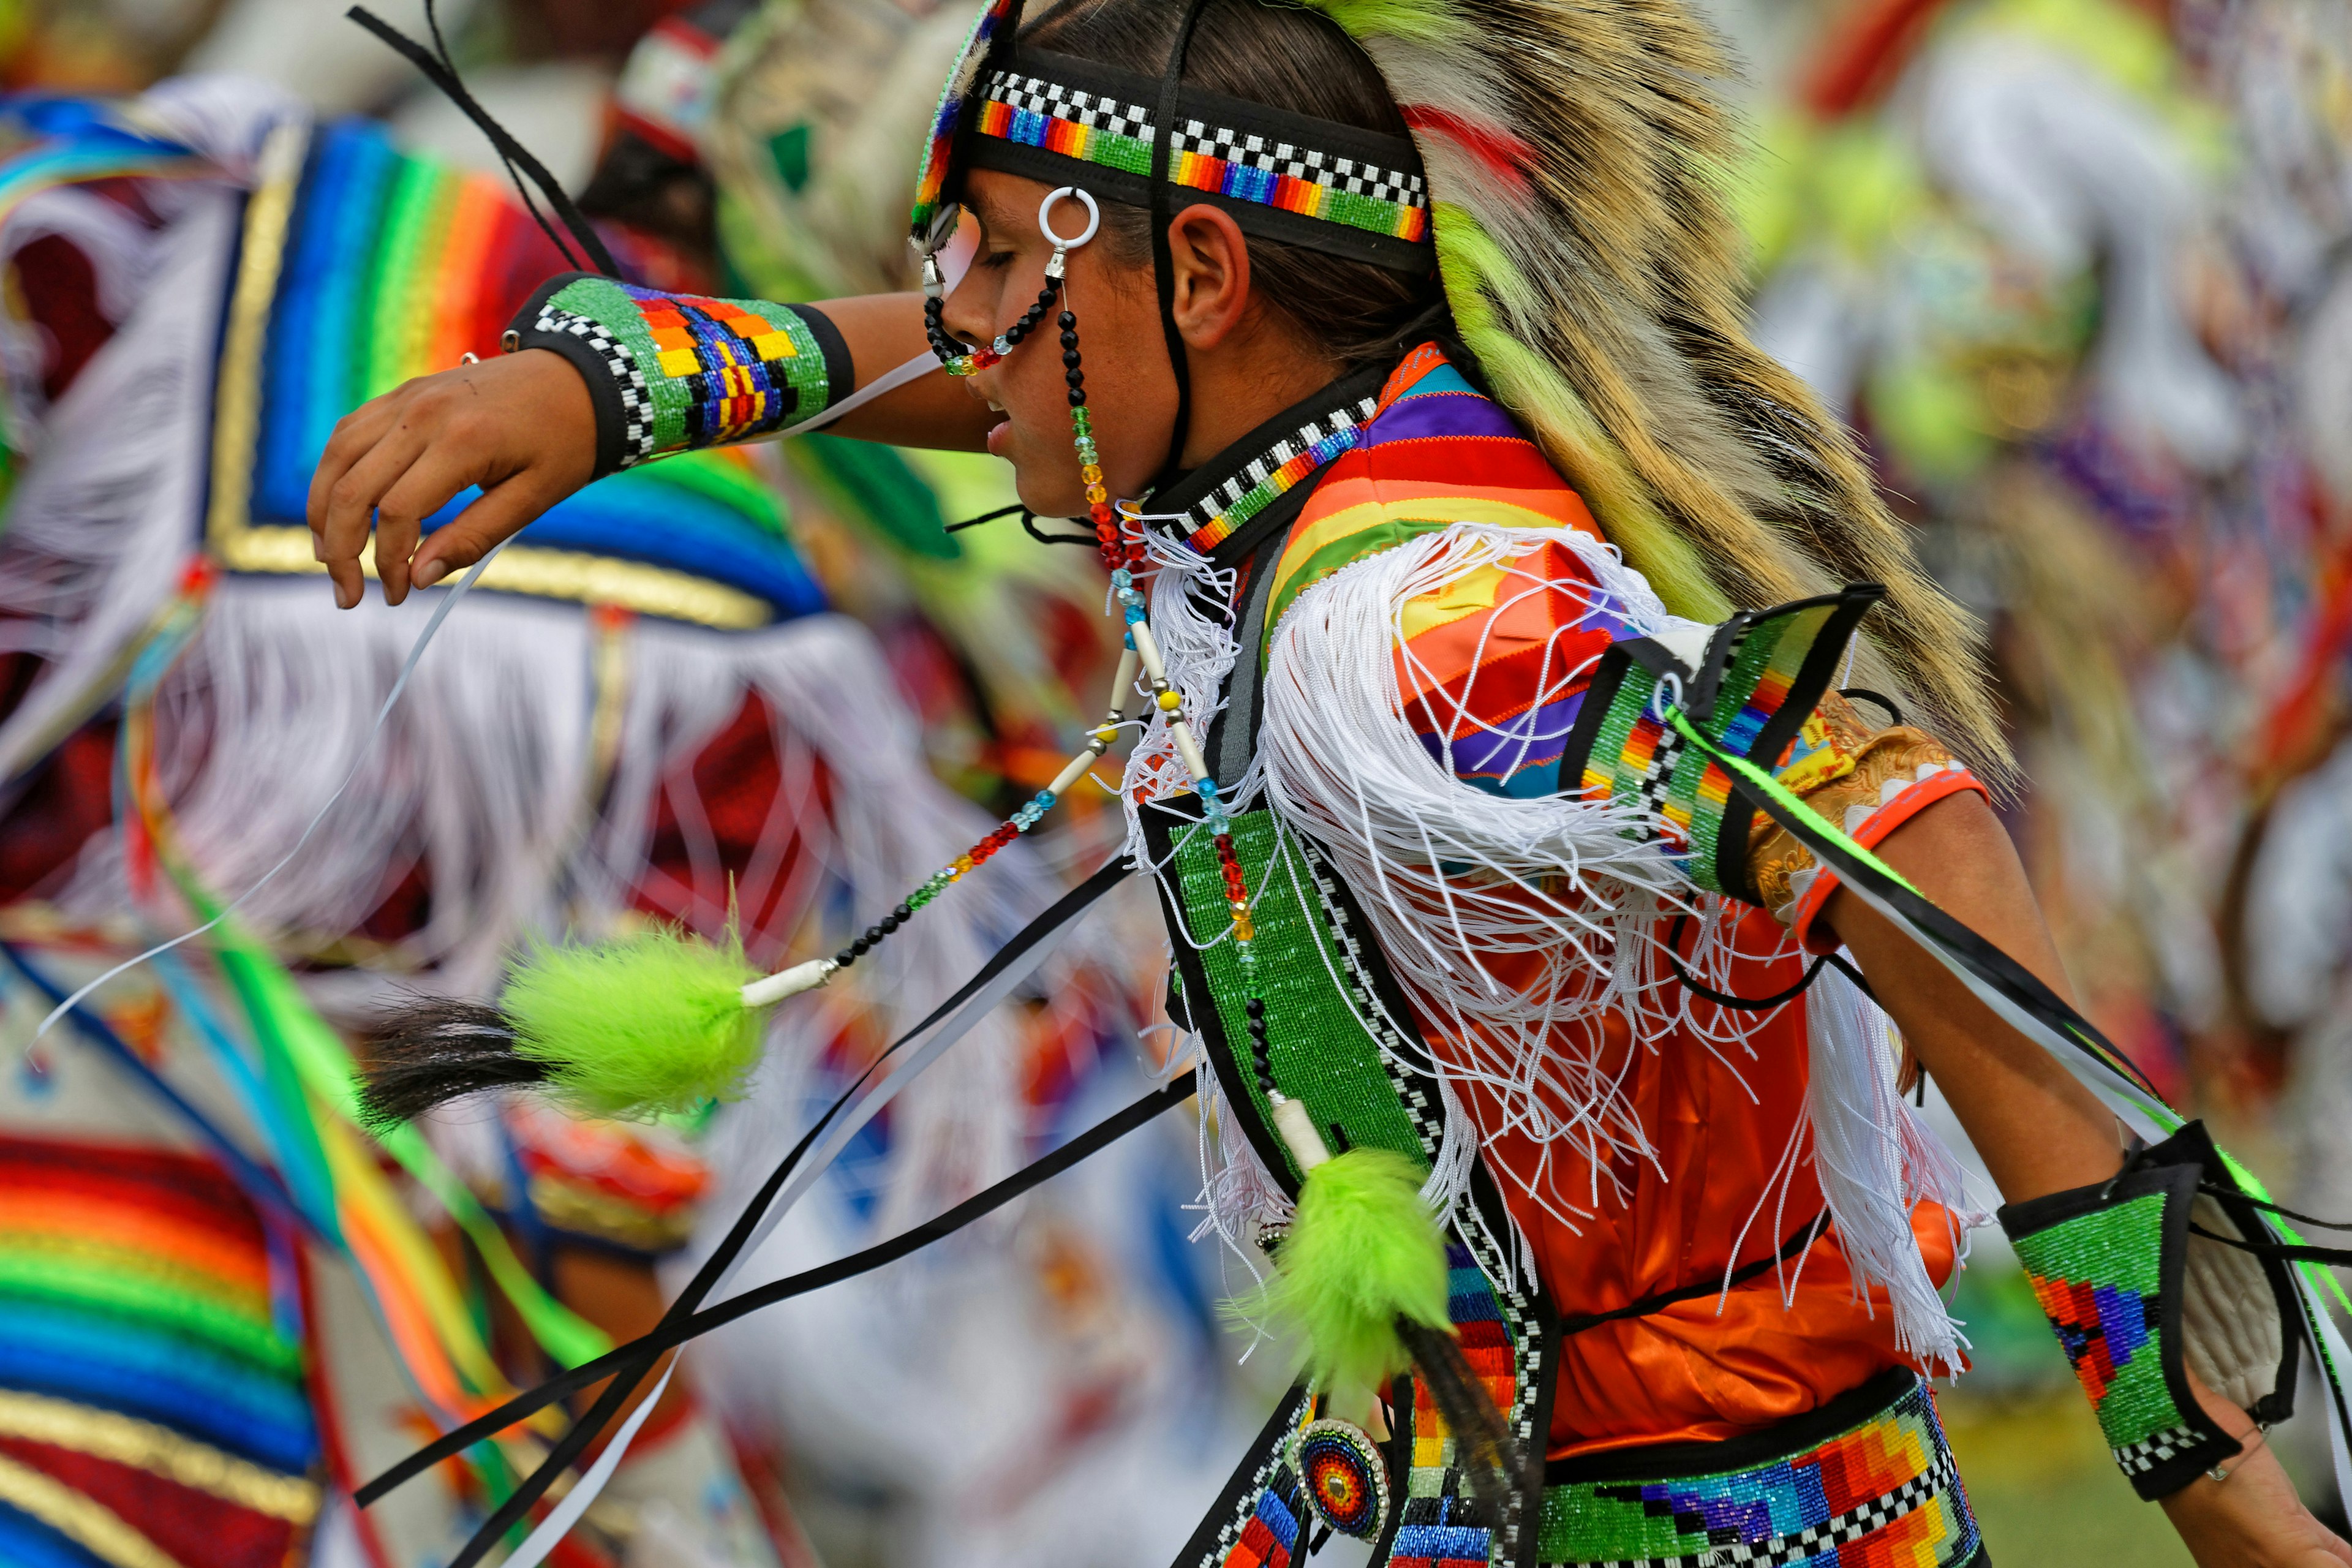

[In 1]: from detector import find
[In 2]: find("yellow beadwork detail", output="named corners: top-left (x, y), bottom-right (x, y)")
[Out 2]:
top-left (1156, 690), bottom-right (1183, 712)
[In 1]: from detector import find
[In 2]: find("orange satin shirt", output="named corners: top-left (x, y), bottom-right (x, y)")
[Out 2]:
top-left (1447, 919), bottom-right (1962, 1462)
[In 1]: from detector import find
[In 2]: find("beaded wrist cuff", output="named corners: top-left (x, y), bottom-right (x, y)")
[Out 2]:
top-left (1556, 585), bottom-right (1883, 903)
top-left (509, 274), bottom-right (852, 478)
top-left (1998, 1123), bottom-right (2299, 1500)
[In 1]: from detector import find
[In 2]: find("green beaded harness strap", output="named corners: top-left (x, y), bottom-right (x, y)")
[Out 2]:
top-left (1999, 1122), bottom-right (2301, 1500)
top-left (1557, 584), bottom-right (1882, 903)
top-left (1144, 798), bottom-right (1560, 1568)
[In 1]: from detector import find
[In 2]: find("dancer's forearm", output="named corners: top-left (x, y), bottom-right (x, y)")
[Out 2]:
top-left (1817, 790), bottom-right (2122, 1204)
top-left (807, 292), bottom-right (993, 448)
top-left (1823, 794), bottom-right (2351, 1567)
top-left (309, 288), bottom-right (986, 607)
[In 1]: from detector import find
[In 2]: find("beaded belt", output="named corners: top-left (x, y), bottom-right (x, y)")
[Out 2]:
top-left (1534, 1368), bottom-right (1987, 1568)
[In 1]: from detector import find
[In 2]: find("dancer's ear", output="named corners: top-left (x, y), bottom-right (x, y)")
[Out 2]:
top-left (1166, 202), bottom-right (1256, 352)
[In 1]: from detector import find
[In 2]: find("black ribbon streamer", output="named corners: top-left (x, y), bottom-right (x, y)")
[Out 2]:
top-left (2189, 1223), bottom-right (2352, 1266)
top-left (360, 856), bottom-right (1133, 1533)
top-left (345, 5), bottom-right (621, 279)
top-left (1660, 913), bottom-right (1826, 1014)
top-left (368, 1077), bottom-right (1192, 1509)
top-left (1700, 733), bottom-right (2169, 1108)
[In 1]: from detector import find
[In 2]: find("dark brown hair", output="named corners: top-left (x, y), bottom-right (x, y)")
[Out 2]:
top-left (1020, 0), bottom-right (1446, 369)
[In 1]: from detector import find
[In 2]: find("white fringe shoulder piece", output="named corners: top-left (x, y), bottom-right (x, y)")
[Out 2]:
top-left (1241, 520), bottom-right (1981, 1365)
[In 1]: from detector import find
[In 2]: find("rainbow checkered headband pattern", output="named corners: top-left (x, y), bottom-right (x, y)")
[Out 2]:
top-left (909, 0), bottom-right (1438, 276)
top-left (973, 69), bottom-right (1430, 249)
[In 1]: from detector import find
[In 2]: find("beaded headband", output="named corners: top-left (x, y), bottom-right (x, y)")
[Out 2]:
top-left (909, 0), bottom-right (1435, 273)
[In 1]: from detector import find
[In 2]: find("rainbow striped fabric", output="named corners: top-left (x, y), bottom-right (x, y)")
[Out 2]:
top-left (236, 119), bottom-right (826, 625)
top-left (1266, 344), bottom-right (1632, 799)
top-left (973, 70), bottom-right (1431, 246)
top-left (0, 1137), bottom-right (319, 1568)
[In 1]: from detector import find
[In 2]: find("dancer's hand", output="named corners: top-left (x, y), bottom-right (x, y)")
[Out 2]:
top-left (2162, 1372), bottom-right (2352, 1567)
top-left (306, 349), bottom-right (596, 608)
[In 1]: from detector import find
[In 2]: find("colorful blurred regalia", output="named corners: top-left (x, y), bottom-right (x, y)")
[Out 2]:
top-left (1728, 0), bottom-right (2352, 1414)
top-left (0, 70), bottom-right (1185, 1568)
top-left (592, 0), bottom-right (1126, 810)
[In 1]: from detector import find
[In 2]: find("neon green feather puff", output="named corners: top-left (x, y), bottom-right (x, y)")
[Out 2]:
top-left (358, 929), bottom-right (768, 1127)
top-left (1250, 1147), bottom-right (1452, 1392)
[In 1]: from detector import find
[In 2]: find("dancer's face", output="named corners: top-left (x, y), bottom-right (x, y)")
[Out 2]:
top-left (943, 168), bottom-right (1295, 518)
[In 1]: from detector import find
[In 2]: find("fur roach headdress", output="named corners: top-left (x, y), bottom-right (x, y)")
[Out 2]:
top-left (911, 0), bottom-right (2011, 780)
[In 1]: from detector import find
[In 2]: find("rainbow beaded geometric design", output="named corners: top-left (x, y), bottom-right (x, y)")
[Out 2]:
top-left (1186, 1392), bottom-right (1318, 1568)
top-left (1536, 1374), bottom-right (1983, 1567)
top-left (973, 70), bottom-right (1431, 247)
top-left (1392, 1243), bottom-right (1514, 1568)
top-left (530, 277), bottom-right (841, 459)
top-left (2008, 1193), bottom-right (2201, 1482)
top-left (1154, 804), bottom-right (1551, 1567)
top-left (1176, 396), bottom-right (1378, 554)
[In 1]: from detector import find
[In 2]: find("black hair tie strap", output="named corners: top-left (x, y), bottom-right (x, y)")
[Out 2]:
top-left (346, 4), bottom-right (622, 279)
top-left (942, 504), bottom-right (1098, 546)
top-left (1662, 913), bottom-right (1827, 1013)
top-left (944, 503), bottom-right (1026, 533)
top-left (1021, 510), bottom-right (1100, 547)
top-left (1838, 687), bottom-right (1905, 727)
top-left (1147, 0), bottom-right (1208, 491)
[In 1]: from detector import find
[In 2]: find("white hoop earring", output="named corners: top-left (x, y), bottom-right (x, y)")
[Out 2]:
top-left (1038, 186), bottom-right (1101, 251)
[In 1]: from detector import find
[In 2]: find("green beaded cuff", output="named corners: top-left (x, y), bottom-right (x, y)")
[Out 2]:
top-left (1558, 584), bottom-right (1882, 902)
top-left (509, 274), bottom-right (851, 478)
top-left (1999, 1123), bottom-right (2298, 1500)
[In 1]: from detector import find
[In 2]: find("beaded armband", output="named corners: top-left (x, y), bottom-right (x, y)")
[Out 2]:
top-left (508, 274), bottom-right (853, 478)
top-left (1999, 1122), bottom-right (2299, 1500)
top-left (1556, 585), bottom-right (1882, 903)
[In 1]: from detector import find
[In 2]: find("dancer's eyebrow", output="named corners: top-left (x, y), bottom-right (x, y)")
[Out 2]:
top-left (968, 190), bottom-right (1024, 244)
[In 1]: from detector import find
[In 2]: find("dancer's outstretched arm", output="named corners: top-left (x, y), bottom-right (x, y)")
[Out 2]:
top-left (1830, 794), bottom-right (2352, 1568)
top-left (306, 292), bottom-right (978, 609)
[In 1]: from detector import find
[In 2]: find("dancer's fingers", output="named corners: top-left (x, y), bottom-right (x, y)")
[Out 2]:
top-left (314, 416), bottom-right (429, 609)
top-left (369, 461), bottom-right (448, 606)
top-left (407, 471), bottom-right (566, 589)
top-left (307, 394), bottom-right (399, 541)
